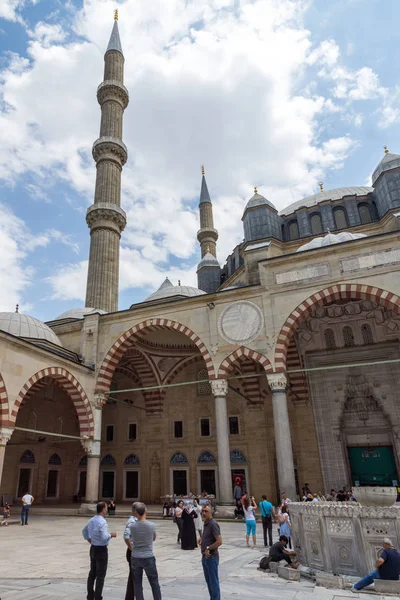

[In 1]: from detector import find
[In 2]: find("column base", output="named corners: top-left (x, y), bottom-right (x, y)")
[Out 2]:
top-left (215, 504), bottom-right (236, 518)
top-left (79, 502), bottom-right (98, 515)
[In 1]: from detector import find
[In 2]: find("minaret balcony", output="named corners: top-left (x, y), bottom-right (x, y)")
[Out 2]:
top-left (92, 136), bottom-right (128, 165)
top-left (97, 80), bottom-right (129, 109)
top-left (86, 202), bottom-right (127, 233)
top-left (197, 227), bottom-right (219, 243)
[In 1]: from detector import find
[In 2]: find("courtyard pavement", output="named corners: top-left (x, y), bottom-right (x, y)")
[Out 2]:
top-left (0, 516), bottom-right (393, 599)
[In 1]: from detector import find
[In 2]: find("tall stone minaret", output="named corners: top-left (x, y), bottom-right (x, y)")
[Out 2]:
top-left (196, 166), bottom-right (218, 258)
top-left (196, 166), bottom-right (220, 293)
top-left (85, 10), bottom-right (129, 313)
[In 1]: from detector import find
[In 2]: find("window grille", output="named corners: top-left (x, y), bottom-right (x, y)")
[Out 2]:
top-left (324, 328), bottom-right (336, 349)
top-left (343, 325), bottom-right (355, 347)
top-left (361, 323), bottom-right (373, 345)
top-left (288, 220), bottom-right (299, 240)
top-left (358, 203), bottom-right (372, 224)
top-left (310, 213), bottom-right (323, 235)
top-left (333, 207), bottom-right (347, 229)
top-left (197, 369), bottom-right (211, 396)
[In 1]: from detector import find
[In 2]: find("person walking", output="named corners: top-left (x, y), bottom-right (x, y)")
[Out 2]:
top-left (352, 538), bottom-right (400, 592)
top-left (21, 492), bottom-right (34, 525)
top-left (129, 502), bottom-right (162, 600)
top-left (259, 494), bottom-right (275, 547)
top-left (199, 503), bottom-right (222, 600)
top-left (193, 498), bottom-right (203, 538)
top-left (123, 502), bottom-right (138, 600)
top-left (82, 501), bottom-right (117, 600)
top-left (243, 495), bottom-right (257, 547)
top-left (278, 506), bottom-right (292, 549)
top-left (233, 478), bottom-right (242, 510)
top-left (1, 502), bottom-right (11, 526)
top-left (174, 499), bottom-right (183, 543)
top-left (181, 503), bottom-right (197, 550)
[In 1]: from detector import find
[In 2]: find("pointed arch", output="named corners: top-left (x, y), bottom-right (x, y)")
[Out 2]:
top-left (0, 372), bottom-right (9, 425)
top-left (274, 284), bottom-right (400, 371)
top-left (96, 319), bottom-right (215, 394)
top-left (12, 368), bottom-right (94, 437)
top-left (218, 346), bottom-right (273, 378)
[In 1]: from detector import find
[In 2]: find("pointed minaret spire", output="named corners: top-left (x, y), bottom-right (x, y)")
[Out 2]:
top-left (197, 165), bottom-right (218, 258)
top-left (85, 12), bottom-right (129, 312)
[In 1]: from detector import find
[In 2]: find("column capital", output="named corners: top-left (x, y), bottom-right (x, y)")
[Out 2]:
top-left (94, 393), bottom-right (107, 410)
top-left (0, 426), bottom-right (14, 446)
top-left (211, 379), bottom-right (228, 397)
top-left (81, 437), bottom-right (101, 457)
top-left (267, 373), bottom-right (287, 392)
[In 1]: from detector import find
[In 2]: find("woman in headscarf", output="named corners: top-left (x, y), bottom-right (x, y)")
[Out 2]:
top-left (181, 503), bottom-right (197, 550)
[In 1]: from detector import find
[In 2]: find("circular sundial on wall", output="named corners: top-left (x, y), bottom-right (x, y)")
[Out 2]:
top-left (218, 301), bottom-right (264, 345)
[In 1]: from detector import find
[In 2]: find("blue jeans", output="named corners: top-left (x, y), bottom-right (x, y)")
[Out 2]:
top-left (21, 505), bottom-right (30, 524)
top-left (202, 555), bottom-right (220, 600)
top-left (354, 568), bottom-right (380, 590)
top-left (131, 556), bottom-right (161, 600)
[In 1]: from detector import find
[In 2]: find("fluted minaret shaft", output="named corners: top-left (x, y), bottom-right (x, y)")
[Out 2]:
top-left (85, 19), bottom-right (129, 313)
top-left (197, 170), bottom-right (218, 258)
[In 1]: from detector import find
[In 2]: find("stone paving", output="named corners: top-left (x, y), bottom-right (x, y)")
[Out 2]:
top-left (0, 516), bottom-right (395, 599)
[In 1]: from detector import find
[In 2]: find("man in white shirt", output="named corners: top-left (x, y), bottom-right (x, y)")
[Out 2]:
top-left (123, 502), bottom-right (138, 600)
top-left (21, 492), bottom-right (34, 526)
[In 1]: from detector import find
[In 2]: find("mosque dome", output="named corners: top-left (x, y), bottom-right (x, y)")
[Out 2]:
top-left (0, 310), bottom-right (62, 346)
top-left (280, 186), bottom-right (373, 216)
top-left (372, 149), bottom-right (400, 185)
top-left (142, 278), bottom-right (207, 304)
top-left (197, 250), bottom-right (220, 269)
top-left (296, 231), bottom-right (367, 252)
top-left (243, 189), bottom-right (276, 213)
top-left (54, 307), bottom-right (107, 321)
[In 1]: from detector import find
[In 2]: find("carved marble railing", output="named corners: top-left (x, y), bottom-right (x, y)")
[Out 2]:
top-left (290, 502), bottom-right (400, 576)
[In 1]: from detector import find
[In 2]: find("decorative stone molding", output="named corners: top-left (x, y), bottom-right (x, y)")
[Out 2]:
top-left (267, 373), bottom-right (287, 392)
top-left (211, 379), bottom-right (228, 397)
top-left (97, 80), bottom-right (129, 108)
top-left (86, 203), bottom-right (127, 233)
top-left (92, 136), bottom-right (128, 165)
top-left (94, 393), bottom-right (108, 410)
top-left (81, 437), bottom-right (101, 457)
top-left (218, 301), bottom-right (264, 345)
top-left (0, 426), bottom-right (14, 446)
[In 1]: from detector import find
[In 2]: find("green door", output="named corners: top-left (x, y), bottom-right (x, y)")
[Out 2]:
top-left (348, 446), bottom-right (398, 486)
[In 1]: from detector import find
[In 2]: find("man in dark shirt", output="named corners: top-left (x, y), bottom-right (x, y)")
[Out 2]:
top-left (200, 504), bottom-right (222, 600)
top-left (268, 535), bottom-right (297, 566)
top-left (352, 538), bottom-right (400, 591)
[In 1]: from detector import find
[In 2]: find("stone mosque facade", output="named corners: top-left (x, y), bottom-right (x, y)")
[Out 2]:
top-left (1, 17), bottom-right (400, 509)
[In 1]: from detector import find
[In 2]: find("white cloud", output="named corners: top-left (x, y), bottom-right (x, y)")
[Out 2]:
top-left (28, 22), bottom-right (67, 47)
top-left (0, 0), bottom-right (39, 23)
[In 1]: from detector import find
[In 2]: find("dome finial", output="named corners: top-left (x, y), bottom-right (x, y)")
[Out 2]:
top-left (384, 145), bottom-right (389, 154)
top-left (178, 280), bottom-right (181, 286)
top-left (15, 303), bottom-right (19, 314)
top-left (318, 181), bottom-right (324, 192)
top-left (206, 245), bottom-right (211, 253)
top-left (114, 8), bottom-right (118, 20)
top-left (254, 186), bottom-right (258, 194)
top-left (201, 165), bottom-right (205, 176)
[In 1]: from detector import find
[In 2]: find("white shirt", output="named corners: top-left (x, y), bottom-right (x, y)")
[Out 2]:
top-left (243, 506), bottom-right (256, 521)
top-left (22, 494), bottom-right (33, 505)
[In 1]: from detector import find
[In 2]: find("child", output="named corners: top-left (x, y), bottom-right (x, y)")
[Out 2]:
top-left (1, 503), bottom-right (11, 526)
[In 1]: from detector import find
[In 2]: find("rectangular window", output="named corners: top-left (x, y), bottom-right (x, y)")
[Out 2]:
top-left (106, 425), bottom-right (114, 442)
top-left (200, 418), bottom-right (210, 437)
top-left (174, 421), bottom-right (183, 438)
top-left (229, 416), bottom-right (239, 435)
top-left (128, 423), bottom-right (137, 441)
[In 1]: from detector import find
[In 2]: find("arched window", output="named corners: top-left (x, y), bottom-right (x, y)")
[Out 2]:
top-left (197, 369), bottom-right (211, 396)
top-left (198, 451), bottom-right (216, 464)
top-left (310, 213), bottom-right (323, 235)
top-left (124, 454), bottom-right (140, 465)
top-left (333, 207), bottom-right (348, 230)
top-left (230, 449), bottom-right (247, 463)
top-left (288, 220), bottom-right (299, 240)
top-left (170, 452), bottom-right (188, 464)
top-left (343, 325), bottom-right (355, 347)
top-left (26, 411), bottom-right (37, 441)
top-left (49, 453), bottom-right (61, 465)
top-left (324, 328), bottom-right (336, 349)
top-left (101, 454), bottom-right (116, 466)
top-left (20, 450), bottom-right (35, 463)
top-left (361, 323), bottom-right (374, 345)
top-left (358, 203), bottom-right (372, 224)
top-left (53, 417), bottom-right (63, 435)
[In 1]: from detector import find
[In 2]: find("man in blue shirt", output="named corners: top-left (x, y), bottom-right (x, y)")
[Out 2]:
top-left (259, 494), bottom-right (276, 547)
top-left (82, 501), bottom-right (117, 600)
top-left (352, 538), bottom-right (400, 591)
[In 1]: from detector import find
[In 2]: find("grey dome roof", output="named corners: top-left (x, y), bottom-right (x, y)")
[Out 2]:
top-left (280, 186), bottom-right (373, 216)
top-left (144, 278), bottom-right (206, 302)
top-left (197, 251), bottom-right (220, 269)
top-left (244, 191), bottom-right (275, 213)
top-left (372, 151), bottom-right (400, 185)
top-left (296, 231), bottom-right (367, 252)
top-left (55, 307), bottom-right (107, 321)
top-left (0, 312), bottom-right (62, 346)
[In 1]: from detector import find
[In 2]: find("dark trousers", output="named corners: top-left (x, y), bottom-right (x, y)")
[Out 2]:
top-left (202, 555), bottom-right (220, 600)
top-left (262, 516), bottom-right (273, 546)
top-left (176, 518), bottom-right (183, 542)
top-left (21, 505), bottom-right (30, 524)
top-left (131, 556), bottom-right (162, 600)
top-left (125, 548), bottom-right (134, 600)
top-left (87, 545), bottom-right (108, 600)
top-left (270, 552), bottom-right (291, 565)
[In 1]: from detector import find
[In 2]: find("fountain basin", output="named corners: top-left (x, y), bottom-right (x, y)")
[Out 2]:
top-left (352, 486), bottom-right (397, 507)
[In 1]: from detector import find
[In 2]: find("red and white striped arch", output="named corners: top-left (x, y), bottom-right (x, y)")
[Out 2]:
top-left (274, 283), bottom-right (400, 372)
top-left (217, 346), bottom-right (273, 378)
top-left (0, 373), bottom-right (9, 425)
top-left (96, 319), bottom-right (215, 394)
top-left (11, 368), bottom-right (94, 437)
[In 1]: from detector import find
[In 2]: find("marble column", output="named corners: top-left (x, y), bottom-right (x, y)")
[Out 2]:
top-left (0, 427), bottom-right (14, 492)
top-left (268, 373), bottom-right (297, 501)
top-left (79, 394), bottom-right (105, 512)
top-left (211, 379), bottom-right (232, 505)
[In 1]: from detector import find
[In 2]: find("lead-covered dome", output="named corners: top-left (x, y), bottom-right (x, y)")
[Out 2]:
top-left (54, 307), bottom-right (107, 321)
top-left (280, 186), bottom-right (373, 216)
top-left (0, 311), bottom-right (62, 346)
top-left (141, 277), bottom-right (206, 304)
top-left (243, 190), bottom-right (276, 214)
top-left (296, 231), bottom-right (367, 252)
top-left (372, 150), bottom-right (400, 185)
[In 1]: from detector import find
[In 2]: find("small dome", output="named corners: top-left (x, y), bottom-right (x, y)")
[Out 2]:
top-left (141, 277), bottom-right (207, 303)
top-left (54, 307), bottom-right (107, 321)
top-left (244, 191), bottom-right (276, 213)
top-left (280, 186), bottom-right (373, 215)
top-left (296, 231), bottom-right (367, 252)
top-left (197, 251), bottom-right (220, 270)
top-left (0, 311), bottom-right (62, 346)
top-left (372, 150), bottom-right (400, 185)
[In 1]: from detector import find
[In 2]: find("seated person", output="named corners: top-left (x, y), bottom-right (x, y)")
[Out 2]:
top-left (234, 500), bottom-right (244, 520)
top-left (269, 535), bottom-right (298, 567)
top-left (107, 498), bottom-right (116, 515)
top-left (352, 538), bottom-right (400, 592)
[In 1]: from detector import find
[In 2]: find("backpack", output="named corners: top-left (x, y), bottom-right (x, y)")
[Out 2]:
top-left (259, 556), bottom-right (270, 570)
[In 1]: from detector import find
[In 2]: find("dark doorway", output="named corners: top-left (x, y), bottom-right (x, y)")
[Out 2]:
top-left (348, 446), bottom-right (398, 486)
top-left (102, 471), bottom-right (115, 498)
top-left (17, 468), bottom-right (31, 497)
top-left (173, 470), bottom-right (187, 495)
top-left (200, 470), bottom-right (216, 496)
top-left (79, 471), bottom-right (87, 497)
top-left (47, 470), bottom-right (59, 498)
top-left (126, 471), bottom-right (139, 499)
top-left (231, 469), bottom-right (247, 494)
